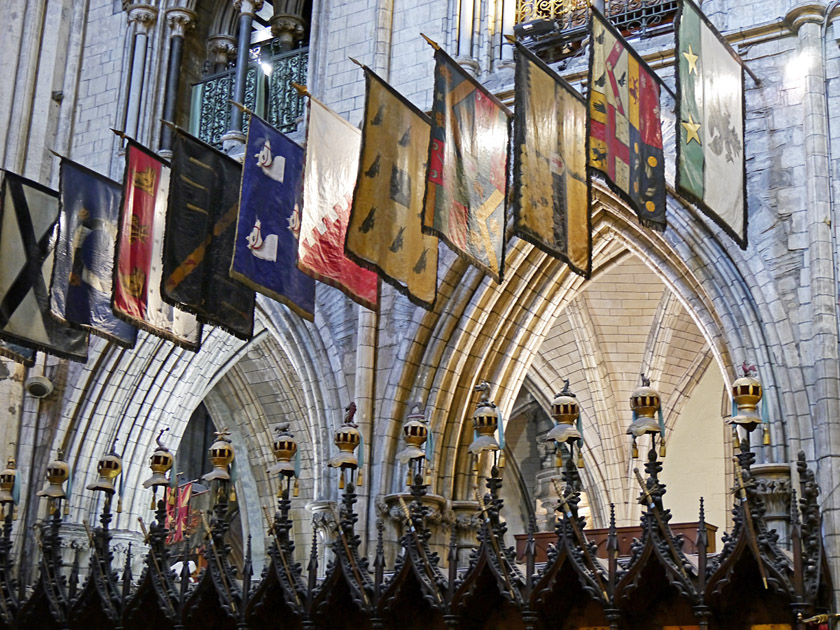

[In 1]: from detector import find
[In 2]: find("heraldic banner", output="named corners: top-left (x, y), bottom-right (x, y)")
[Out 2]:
top-left (231, 114), bottom-right (315, 320)
top-left (299, 97), bottom-right (379, 311)
top-left (0, 171), bottom-right (88, 361)
top-left (423, 46), bottom-right (510, 282)
top-left (513, 41), bottom-right (591, 278)
top-left (677, 0), bottom-right (747, 248)
top-left (588, 10), bottom-right (666, 231)
top-left (163, 130), bottom-right (255, 340)
top-left (113, 142), bottom-right (201, 350)
top-left (347, 67), bottom-right (439, 309)
top-left (51, 159), bottom-right (138, 347)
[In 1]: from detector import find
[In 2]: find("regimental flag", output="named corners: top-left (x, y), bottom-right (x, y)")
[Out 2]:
top-left (676, 0), bottom-right (747, 248)
top-left (513, 41), bottom-right (591, 278)
top-left (165, 482), bottom-right (192, 544)
top-left (299, 97), bottom-right (379, 310)
top-left (163, 130), bottom-right (256, 340)
top-left (231, 115), bottom-right (316, 320)
top-left (588, 10), bottom-right (666, 230)
top-left (114, 142), bottom-right (202, 349)
top-left (0, 172), bottom-right (88, 361)
top-left (0, 340), bottom-right (36, 367)
top-left (51, 159), bottom-right (138, 347)
top-left (423, 47), bottom-right (510, 282)
top-left (347, 67), bottom-right (439, 309)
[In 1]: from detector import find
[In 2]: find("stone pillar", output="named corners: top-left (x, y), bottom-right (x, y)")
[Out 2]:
top-left (270, 0), bottom-right (306, 52)
top-left (222, 0), bottom-right (263, 146)
top-left (207, 35), bottom-right (237, 74)
top-left (124, 3), bottom-right (158, 140)
top-left (786, 3), bottom-right (840, 606)
top-left (159, 7), bottom-right (196, 156)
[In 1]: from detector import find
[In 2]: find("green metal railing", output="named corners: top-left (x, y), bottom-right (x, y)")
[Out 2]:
top-left (190, 46), bottom-right (309, 149)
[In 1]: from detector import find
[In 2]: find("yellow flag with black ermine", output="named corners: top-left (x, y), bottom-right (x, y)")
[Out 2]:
top-left (513, 41), bottom-right (591, 278)
top-left (347, 67), bottom-right (439, 309)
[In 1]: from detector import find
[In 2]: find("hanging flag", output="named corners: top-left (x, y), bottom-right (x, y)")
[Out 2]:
top-left (163, 130), bottom-right (255, 340)
top-left (165, 481), bottom-right (193, 544)
top-left (588, 10), bottom-right (666, 231)
top-left (113, 141), bottom-right (202, 349)
top-left (299, 97), bottom-right (379, 310)
top-left (0, 172), bottom-right (88, 361)
top-left (422, 45), bottom-right (510, 282)
top-left (513, 41), bottom-right (591, 278)
top-left (231, 114), bottom-right (316, 320)
top-left (347, 67), bottom-right (439, 309)
top-left (676, 0), bottom-right (747, 248)
top-left (51, 159), bottom-right (137, 347)
top-left (0, 340), bottom-right (36, 367)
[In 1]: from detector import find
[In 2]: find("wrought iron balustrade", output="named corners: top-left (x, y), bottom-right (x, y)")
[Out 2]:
top-left (515, 0), bottom-right (677, 58)
top-left (190, 46), bottom-right (309, 149)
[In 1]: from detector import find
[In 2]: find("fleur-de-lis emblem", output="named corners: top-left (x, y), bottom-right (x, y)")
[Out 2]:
top-left (129, 215), bottom-right (150, 244)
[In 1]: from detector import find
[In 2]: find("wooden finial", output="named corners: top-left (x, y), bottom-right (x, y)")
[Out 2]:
top-left (110, 128), bottom-right (127, 140)
top-left (504, 34), bottom-right (516, 45)
top-left (348, 57), bottom-right (365, 69)
top-left (160, 119), bottom-right (177, 131)
top-left (420, 33), bottom-right (441, 50)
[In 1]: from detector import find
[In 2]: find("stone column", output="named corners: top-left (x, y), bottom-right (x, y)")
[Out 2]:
top-left (786, 3), bottom-right (840, 606)
top-left (207, 35), bottom-right (237, 74)
top-left (222, 0), bottom-right (263, 146)
top-left (159, 7), bottom-right (196, 156)
top-left (270, 0), bottom-right (306, 52)
top-left (124, 3), bottom-right (158, 140)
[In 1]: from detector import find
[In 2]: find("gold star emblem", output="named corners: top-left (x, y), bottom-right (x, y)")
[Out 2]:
top-left (681, 113), bottom-right (702, 146)
top-left (683, 45), bottom-right (699, 75)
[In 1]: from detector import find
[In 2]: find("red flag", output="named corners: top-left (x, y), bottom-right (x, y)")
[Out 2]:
top-left (113, 142), bottom-right (202, 348)
top-left (165, 482), bottom-right (193, 544)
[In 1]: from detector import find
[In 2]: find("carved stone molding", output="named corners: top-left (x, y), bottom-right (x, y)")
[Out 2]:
top-left (166, 8), bottom-right (197, 39)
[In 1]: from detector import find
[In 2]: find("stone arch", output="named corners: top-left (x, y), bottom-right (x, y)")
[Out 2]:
top-left (372, 183), bottom-right (809, 532)
top-left (49, 297), bottom-right (342, 547)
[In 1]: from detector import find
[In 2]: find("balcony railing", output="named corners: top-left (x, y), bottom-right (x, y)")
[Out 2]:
top-left (190, 46), bottom-right (309, 149)
top-left (515, 0), bottom-right (677, 59)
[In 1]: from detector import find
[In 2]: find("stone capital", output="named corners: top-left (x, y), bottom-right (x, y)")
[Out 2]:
top-left (234, 0), bottom-right (265, 17)
top-left (126, 3), bottom-right (158, 35)
top-left (785, 4), bottom-right (826, 33)
top-left (166, 7), bottom-right (197, 39)
top-left (207, 34), bottom-right (238, 64)
top-left (271, 13), bottom-right (306, 50)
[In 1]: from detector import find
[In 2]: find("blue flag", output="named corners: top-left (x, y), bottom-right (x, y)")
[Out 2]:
top-left (51, 159), bottom-right (138, 347)
top-left (231, 115), bottom-right (315, 320)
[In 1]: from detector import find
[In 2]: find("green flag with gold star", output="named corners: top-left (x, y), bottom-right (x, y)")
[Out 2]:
top-left (676, 0), bottom-right (747, 248)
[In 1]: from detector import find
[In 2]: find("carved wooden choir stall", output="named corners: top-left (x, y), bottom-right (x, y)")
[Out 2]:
top-left (0, 369), bottom-right (832, 629)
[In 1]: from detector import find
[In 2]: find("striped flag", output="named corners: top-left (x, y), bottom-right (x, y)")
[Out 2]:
top-left (676, 0), bottom-right (747, 248)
